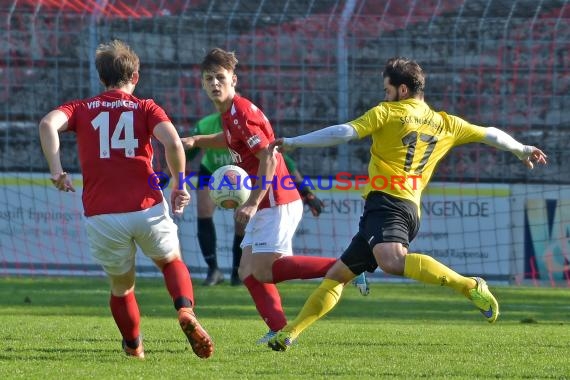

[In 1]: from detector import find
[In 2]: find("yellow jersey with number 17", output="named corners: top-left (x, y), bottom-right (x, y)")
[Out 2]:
top-left (348, 98), bottom-right (486, 210)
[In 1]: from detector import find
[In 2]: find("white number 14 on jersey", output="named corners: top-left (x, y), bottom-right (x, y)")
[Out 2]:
top-left (91, 111), bottom-right (139, 158)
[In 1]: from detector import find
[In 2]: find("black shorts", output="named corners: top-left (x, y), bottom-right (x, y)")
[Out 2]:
top-left (197, 164), bottom-right (213, 190)
top-left (340, 191), bottom-right (420, 274)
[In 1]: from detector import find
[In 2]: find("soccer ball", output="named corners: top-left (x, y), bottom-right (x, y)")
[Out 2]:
top-left (209, 165), bottom-right (252, 209)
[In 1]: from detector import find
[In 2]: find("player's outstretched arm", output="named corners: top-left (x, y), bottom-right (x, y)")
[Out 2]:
top-left (482, 127), bottom-right (548, 169)
top-left (182, 132), bottom-right (226, 150)
top-left (39, 109), bottom-right (75, 192)
top-left (518, 146), bottom-right (548, 169)
top-left (270, 124), bottom-right (358, 152)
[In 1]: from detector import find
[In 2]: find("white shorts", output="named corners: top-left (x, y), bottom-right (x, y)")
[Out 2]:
top-left (85, 202), bottom-right (179, 275)
top-left (241, 199), bottom-right (303, 255)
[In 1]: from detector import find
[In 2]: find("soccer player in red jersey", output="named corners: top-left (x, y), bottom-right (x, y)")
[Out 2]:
top-left (183, 48), bottom-right (366, 343)
top-left (38, 39), bottom-right (213, 359)
top-left (177, 111), bottom-right (326, 287)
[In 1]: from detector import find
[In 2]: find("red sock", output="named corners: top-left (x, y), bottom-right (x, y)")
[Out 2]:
top-left (243, 275), bottom-right (287, 331)
top-left (110, 292), bottom-right (140, 341)
top-left (162, 259), bottom-right (195, 308)
top-left (271, 256), bottom-right (336, 283)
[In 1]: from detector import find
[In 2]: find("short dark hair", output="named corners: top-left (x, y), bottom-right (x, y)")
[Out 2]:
top-left (201, 48), bottom-right (238, 73)
top-left (95, 40), bottom-right (139, 88)
top-left (383, 57), bottom-right (425, 95)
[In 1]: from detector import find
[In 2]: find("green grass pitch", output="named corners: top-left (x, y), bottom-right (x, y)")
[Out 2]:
top-left (0, 277), bottom-right (569, 379)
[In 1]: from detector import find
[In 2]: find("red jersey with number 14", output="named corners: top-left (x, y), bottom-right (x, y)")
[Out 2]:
top-left (58, 89), bottom-right (168, 216)
top-left (221, 95), bottom-right (300, 209)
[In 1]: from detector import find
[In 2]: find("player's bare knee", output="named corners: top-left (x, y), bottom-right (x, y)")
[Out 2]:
top-left (153, 253), bottom-right (181, 270)
top-left (109, 271), bottom-right (135, 296)
top-left (252, 267), bottom-right (273, 283)
top-left (373, 244), bottom-right (406, 275)
top-left (326, 260), bottom-right (355, 284)
top-left (237, 265), bottom-right (249, 280)
top-left (249, 252), bottom-right (280, 282)
top-left (378, 260), bottom-right (404, 275)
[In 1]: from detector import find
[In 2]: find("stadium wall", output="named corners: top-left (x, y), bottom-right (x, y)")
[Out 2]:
top-left (1, 0), bottom-right (568, 182)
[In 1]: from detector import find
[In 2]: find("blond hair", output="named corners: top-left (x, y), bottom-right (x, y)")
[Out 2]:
top-left (95, 39), bottom-right (140, 87)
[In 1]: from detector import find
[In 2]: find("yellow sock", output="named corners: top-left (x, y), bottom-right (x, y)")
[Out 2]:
top-left (403, 253), bottom-right (476, 297)
top-left (283, 278), bottom-right (344, 338)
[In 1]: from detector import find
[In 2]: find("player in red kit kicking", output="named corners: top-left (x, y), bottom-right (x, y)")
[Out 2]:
top-left (183, 47), bottom-right (367, 344)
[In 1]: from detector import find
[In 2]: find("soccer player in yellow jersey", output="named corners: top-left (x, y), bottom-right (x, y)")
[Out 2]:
top-left (267, 56), bottom-right (548, 351)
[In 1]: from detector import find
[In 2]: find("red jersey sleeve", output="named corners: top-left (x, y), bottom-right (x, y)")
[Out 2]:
top-left (143, 99), bottom-right (171, 135)
top-left (57, 101), bottom-right (80, 131)
top-left (234, 106), bottom-right (272, 155)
